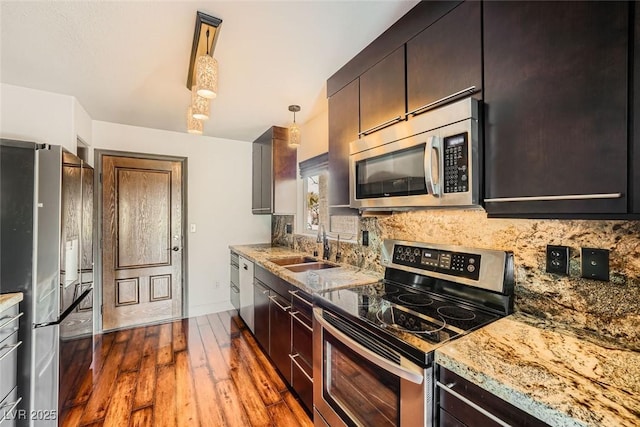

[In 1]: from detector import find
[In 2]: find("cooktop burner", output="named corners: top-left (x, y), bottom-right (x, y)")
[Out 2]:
top-left (437, 306), bottom-right (476, 321)
top-left (397, 293), bottom-right (434, 306)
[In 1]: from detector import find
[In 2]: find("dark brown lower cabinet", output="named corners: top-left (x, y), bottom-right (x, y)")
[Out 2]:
top-left (269, 291), bottom-right (292, 384)
top-left (253, 279), bottom-right (270, 352)
top-left (437, 366), bottom-right (549, 427)
top-left (289, 290), bottom-right (314, 413)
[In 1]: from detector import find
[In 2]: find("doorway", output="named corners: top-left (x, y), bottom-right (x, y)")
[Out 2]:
top-left (96, 151), bottom-right (187, 331)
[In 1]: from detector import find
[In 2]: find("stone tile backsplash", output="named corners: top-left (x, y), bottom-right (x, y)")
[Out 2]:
top-left (272, 210), bottom-right (640, 350)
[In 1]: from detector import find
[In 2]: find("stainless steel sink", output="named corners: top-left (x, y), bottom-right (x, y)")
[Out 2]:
top-left (284, 262), bottom-right (337, 273)
top-left (268, 256), bottom-right (317, 266)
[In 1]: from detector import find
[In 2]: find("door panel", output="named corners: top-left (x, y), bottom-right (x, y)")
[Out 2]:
top-left (102, 155), bottom-right (183, 331)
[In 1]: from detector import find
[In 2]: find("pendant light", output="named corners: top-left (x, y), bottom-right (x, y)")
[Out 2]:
top-left (191, 85), bottom-right (210, 120)
top-left (186, 107), bottom-right (203, 134)
top-left (288, 105), bottom-right (301, 147)
top-left (196, 29), bottom-right (218, 99)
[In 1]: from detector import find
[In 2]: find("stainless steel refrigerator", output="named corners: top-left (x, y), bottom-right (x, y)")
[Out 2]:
top-left (0, 139), bottom-right (94, 427)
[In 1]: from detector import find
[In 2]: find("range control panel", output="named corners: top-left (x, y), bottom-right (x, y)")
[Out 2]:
top-left (392, 244), bottom-right (481, 281)
top-left (443, 132), bottom-right (469, 194)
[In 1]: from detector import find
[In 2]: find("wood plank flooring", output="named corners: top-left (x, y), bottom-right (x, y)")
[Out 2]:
top-left (59, 310), bottom-right (313, 427)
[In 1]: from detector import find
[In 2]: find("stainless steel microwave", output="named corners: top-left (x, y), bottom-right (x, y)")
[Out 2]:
top-left (349, 97), bottom-right (480, 210)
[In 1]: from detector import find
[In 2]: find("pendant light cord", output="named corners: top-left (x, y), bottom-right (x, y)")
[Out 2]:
top-left (205, 29), bottom-right (210, 55)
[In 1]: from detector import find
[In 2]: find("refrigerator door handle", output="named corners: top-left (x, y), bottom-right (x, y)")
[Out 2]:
top-left (34, 286), bottom-right (92, 328)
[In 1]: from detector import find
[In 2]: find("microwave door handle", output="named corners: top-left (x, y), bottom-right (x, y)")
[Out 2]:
top-left (424, 136), bottom-right (441, 197)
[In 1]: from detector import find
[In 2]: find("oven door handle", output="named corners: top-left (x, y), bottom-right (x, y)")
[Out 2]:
top-left (314, 308), bottom-right (424, 385)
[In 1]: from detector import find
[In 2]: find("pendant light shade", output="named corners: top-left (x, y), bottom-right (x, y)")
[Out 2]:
top-left (196, 55), bottom-right (218, 99)
top-left (191, 85), bottom-right (210, 120)
top-left (288, 105), bottom-right (301, 147)
top-left (187, 107), bottom-right (203, 134)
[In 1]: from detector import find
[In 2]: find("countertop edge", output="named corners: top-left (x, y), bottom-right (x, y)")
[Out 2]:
top-left (0, 292), bottom-right (24, 312)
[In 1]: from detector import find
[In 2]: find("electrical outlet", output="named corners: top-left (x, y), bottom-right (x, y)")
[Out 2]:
top-left (546, 245), bottom-right (569, 276)
top-left (581, 248), bottom-right (609, 281)
top-left (362, 230), bottom-right (369, 246)
top-left (285, 223), bottom-right (292, 234)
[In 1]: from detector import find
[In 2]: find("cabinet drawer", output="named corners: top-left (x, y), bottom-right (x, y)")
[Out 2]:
top-left (0, 305), bottom-right (20, 346)
top-left (291, 314), bottom-right (313, 366)
top-left (290, 353), bottom-right (313, 413)
top-left (0, 387), bottom-right (19, 427)
top-left (439, 408), bottom-right (466, 427)
top-left (0, 331), bottom-right (20, 405)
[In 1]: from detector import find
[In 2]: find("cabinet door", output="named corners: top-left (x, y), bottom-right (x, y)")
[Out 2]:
top-left (251, 143), bottom-right (262, 213)
top-left (407, 0), bottom-right (481, 114)
top-left (269, 292), bottom-right (292, 383)
top-left (253, 279), bottom-right (270, 351)
top-left (260, 139), bottom-right (273, 213)
top-left (359, 46), bottom-right (406, 134)
top-left (328, 79), bottom-right (360, 207)
top-left (484, 1), bottom-right (628, 216)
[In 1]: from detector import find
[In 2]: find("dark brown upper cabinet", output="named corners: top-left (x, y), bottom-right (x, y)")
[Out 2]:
top-left (359, 46), bottom-right (406, 135)
top-left (483, 1), bottom-right (629, 217)
top-left (252, 126), bottom-right (297, 215)
top-left (406, 0), bottom-right (482, 116)
top-left (328, 79), bottom-right (360, 207)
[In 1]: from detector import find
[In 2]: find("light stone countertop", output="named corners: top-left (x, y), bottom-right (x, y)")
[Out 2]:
top-left (435, 312), bottom-right (640, 427)
top-left (229, 244), bottom-right (382, 294)
top-left (0, 292), bottom-right (23, 312)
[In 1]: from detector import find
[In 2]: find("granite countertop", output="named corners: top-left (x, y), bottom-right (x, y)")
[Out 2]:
top-left (435, 312), bottom-right (640, 427)
top-left (229, 244), bottom-right (382, 294)
top-left (0, 292), bottom-right (23, 312)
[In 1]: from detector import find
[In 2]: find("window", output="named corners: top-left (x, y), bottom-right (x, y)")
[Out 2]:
top-left (305, 175), bottom-right (320, 231)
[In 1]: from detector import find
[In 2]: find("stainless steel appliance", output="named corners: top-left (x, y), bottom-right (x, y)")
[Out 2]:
top-left (313, 239), bottom-right (514, 427)
top-left (0, 140), bottom-right (94, 426)
top-left (349, 97), bottom-right (480, 211)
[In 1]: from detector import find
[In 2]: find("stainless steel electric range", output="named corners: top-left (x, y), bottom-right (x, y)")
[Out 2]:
top-left (313, 239), bottom-right (515, 427)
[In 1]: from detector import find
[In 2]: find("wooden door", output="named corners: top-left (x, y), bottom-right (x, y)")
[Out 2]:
top-left (102, 155), bottom-right (183, 330)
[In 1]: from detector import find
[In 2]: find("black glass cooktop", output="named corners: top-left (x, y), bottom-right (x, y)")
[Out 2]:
top-left (316, 280), bottom-right (500, 357)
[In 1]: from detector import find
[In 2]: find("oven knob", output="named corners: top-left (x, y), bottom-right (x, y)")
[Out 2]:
top-left (414, 249), bottom-right (420, 256)
top-left (467, 264), bottom-right (476, 273)
top-left (409, 256), bottom-right (415, 263)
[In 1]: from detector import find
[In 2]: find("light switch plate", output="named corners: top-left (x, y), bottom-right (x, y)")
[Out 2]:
top-left (581, 248), bottom-right (609, 281)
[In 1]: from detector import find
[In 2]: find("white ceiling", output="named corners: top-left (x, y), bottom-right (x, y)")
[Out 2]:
top-left (1, 1), bottom-right (419, 142)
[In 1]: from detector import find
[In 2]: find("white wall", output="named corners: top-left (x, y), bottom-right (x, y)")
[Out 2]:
top-left (92, 121), bottom-right (271, 318)
top-left (0, 83), bottom-right (76, 153)
top-left (73, 98), bottom-right (93, 164)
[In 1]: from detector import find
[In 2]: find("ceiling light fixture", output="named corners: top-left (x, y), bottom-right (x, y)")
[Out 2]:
top-left (191, 85), bottom-right (210, 120)
top-left (195, 29), bottom-right (218, 99)
top-left (288, 105), bottom-right (301, 147)
top-left (185, 11), bottom-right (222, 134)
top-left (187, 107), bottom-right (203, 135)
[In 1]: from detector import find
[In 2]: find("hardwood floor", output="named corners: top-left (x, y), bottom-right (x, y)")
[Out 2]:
top-left (59, 310), bottom-right (313, 427)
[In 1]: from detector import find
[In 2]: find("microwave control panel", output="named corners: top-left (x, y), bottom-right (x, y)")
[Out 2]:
top-left (443, 132), bottom-right (469, 194)
top-left (392, 244), bottom-right (481, 281)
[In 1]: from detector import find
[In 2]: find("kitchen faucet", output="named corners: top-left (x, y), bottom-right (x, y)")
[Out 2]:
top-left (322, 225), bottom-right (330, 260)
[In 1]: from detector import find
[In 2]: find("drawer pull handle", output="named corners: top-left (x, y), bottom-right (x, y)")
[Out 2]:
top-left (0, 312), bottom-right (23, 331)
top-left (0, 341), bottom-right (22, 363)
top-left (268, 295), bottom-right (291, 311)
top-left (436, 381), bottom-right (512, 427)
top-left (359, 116), bottom-right (405, 136)
top-left (289, 353), bottom-right (313, 383)
top-left (289, 311), bottom-right (313, 332)
top-left (0, 397), bottom-right (22, 423)
top-left (289, 290), bottom-right (313, 307)
top-left (484, 193), bottom-right (623, 203)
top-left (407, 86), bottom-right (477, 117)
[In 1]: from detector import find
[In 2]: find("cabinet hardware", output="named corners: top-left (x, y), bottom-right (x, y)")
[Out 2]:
top-left (359, 115), bottom-right (405, 137)
top-left (269, 295), bottom-right (291, 311)
top-left (289, 290), bottom-right (313, 307)
top-left (0, 312), bottom-right (23, 330)
top-left (436, 381), bottom-right (512, 427)
top-left (314, 308), bottom-right (423, 384)
top-left (290, 311), bottom-right (313, 332)
top-left (0, 341), bottom-right (21, 363)
top-left (289, 353), bottom-right (313, 383)
top-left (484, 193), bottom-right (622, 203)
top-left (407, 86), bottom-right (477, 117)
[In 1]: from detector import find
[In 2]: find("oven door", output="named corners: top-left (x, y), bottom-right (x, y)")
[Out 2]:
top-left (313, 307), bottom-right (433, 427)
